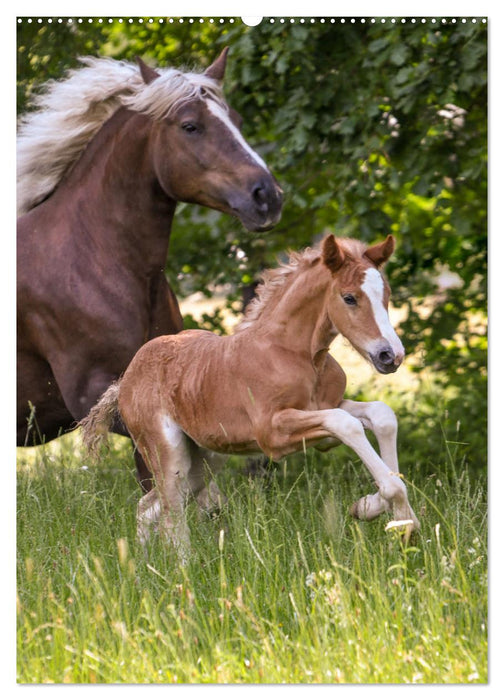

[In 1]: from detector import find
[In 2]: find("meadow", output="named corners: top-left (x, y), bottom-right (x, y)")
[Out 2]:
top-left (17, 389), bottom-right (487, 684)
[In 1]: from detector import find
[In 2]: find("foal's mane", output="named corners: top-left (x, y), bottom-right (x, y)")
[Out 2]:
top-left (237, 246), bottom-right (321, 332)
top-left (237, 237), bottom-right (369, 332)
top-left (17, 56), bottom-right (227, 216)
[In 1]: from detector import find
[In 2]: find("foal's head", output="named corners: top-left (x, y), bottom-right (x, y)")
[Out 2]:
top-left (322, 234), bottom-right (404, 374)
top-left (138, 49), bottom-right (283, 232)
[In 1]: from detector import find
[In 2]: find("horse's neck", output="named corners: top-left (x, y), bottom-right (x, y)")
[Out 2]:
top-left (60, 108), bottom-right (176, 272)
top-left (259, 262), bottom-right (336, 363)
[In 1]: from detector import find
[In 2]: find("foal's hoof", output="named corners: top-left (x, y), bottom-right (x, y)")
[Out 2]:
top-left (349, 498), bottom-right (372, 521)
top-left (349, 493), bottom-right (387, 521)
top-left (385, 519), bottom-right (418, 545)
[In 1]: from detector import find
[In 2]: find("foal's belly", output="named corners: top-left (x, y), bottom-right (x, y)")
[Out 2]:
top-left (178, 412), bottom-right (261, 457)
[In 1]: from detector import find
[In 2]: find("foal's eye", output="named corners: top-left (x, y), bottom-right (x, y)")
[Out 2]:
top-left (181, 122), bottom-right (198, 133)
top-left (342, 293), bottom-right (357, 306)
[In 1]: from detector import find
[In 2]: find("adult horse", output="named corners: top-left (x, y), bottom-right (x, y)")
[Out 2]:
top-left (17, 48), bottom-right (283, 487)
top-left (81, 234), bottom-right (420, 553)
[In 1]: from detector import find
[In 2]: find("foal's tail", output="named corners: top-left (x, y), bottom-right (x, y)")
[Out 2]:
top-left (79, 380), bottom-right (121, 458)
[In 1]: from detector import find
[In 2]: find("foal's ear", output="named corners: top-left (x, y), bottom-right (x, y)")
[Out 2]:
top-left (364, 235), bottom-right (395, 267)
top-left (322, 234), bottom-right (346, 274)
top-left (136, 57), bottom-right (161, 85)
top-left (204, 47), bottom-right (229, 82)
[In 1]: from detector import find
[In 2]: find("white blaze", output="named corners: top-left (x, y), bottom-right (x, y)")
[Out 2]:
top-left (206, 99), bottom-right (270, 172)
top-left (361, 268), bottom-right (404, 357)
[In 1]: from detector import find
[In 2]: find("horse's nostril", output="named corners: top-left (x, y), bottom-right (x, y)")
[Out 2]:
top-left (252, 183), bottom-right (269, 210)
top-left (371, 345), bottom-right (401, 374)
top-left (379, 349), bottom-right (395, 365)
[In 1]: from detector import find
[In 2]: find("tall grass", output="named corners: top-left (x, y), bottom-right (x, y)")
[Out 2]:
top-left (17, 431), bottom-right (487, 684)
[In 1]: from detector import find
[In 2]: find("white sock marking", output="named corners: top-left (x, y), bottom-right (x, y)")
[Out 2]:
top-left (142, 497), bottom-right (161, 525)
top-left (162, 415), bottom-right (183, 449)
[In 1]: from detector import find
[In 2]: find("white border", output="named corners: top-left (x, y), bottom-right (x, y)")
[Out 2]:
top-left (6, 4), bottom-right (500, 697)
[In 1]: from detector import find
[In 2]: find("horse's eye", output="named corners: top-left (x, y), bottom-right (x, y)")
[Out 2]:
top-left (342, 293), bottom-right (357, 306)
top-left (181, 122), bottom-right (198, 133)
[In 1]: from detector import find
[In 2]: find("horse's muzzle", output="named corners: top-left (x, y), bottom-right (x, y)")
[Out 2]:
top-left (232, 178), bottom-right (283, 232)
top-left (370, 344), bottom-right (404, 374)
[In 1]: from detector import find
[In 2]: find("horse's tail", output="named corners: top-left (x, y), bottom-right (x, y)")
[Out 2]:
top-left (79, 380), bottom-right (121, 458)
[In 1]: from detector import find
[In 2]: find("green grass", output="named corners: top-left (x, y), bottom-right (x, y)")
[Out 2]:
top-left (17, 431), bottom-right (487, 684)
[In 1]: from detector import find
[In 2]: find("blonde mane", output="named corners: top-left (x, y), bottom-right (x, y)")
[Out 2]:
top-left (237, 237), bottom-right (369, 332)
top-left (17, 56), bottom-right (227, 216)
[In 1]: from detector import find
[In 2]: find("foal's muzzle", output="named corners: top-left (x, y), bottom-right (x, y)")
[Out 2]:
top-left (370, 343), bottom-right (404, 374)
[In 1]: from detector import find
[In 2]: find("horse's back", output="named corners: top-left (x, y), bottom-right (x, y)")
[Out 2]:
top-left (118, 329), bottom-right (256, 453)
top-left (119, 329), bottom-right (219, 411)
top-left (124, 329), bottom-right (217, 370)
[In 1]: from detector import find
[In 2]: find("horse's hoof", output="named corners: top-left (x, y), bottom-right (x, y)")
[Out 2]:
top-left (385, 518), bottom-right (419, 545)
top-left (349, 501), bottom-right (359, 519)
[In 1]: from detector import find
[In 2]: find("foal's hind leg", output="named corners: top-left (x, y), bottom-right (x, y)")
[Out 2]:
top-left (338, 399), bottom-right (419, 529)
top-left (189, 446), bottom-right (228, 515)
top-left (134, 451), bottom-right (154, 493)
top-left (135, 420), bottom-right (193, 556)
top-left (136, 488), bottom-right (162, 543)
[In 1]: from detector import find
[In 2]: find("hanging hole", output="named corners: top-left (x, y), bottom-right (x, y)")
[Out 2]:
top-left (241, 16), bottom-right (263, 26)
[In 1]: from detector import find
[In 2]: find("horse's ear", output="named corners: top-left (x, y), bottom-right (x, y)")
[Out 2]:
top-left (322, 234), bottom-right (345, 274)
top-left (136, 56), bottom-right (160, 85)
top-left (364, 235), bottom-right (395, 267)
top-left (204, 47), bottom-right (229, 82)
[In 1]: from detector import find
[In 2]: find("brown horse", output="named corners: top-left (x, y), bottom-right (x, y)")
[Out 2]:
top-left (17, 49), bottom-right (283, 488)
top-left (81, 234), bottom-right (420, 554)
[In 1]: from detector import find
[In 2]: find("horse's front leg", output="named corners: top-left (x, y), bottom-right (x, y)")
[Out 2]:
top-left (336, 398), bottom-right (419, 526)
top-left (269, 407), bottom-right (419, 534)
top-left (339, 399), bottom-right (399, 471)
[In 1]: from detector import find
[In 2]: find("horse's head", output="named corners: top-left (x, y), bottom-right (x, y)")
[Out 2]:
top-left (138, 49), bottom-right (283, 232)
top-left (322, 234), bottom-right (405, 374)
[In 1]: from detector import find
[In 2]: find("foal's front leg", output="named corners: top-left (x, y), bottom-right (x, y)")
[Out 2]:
top-left (269, 407), bottom-right (419, 533)
top-left (339, 399), bottom-right (399, 472)
top-left (337, 399), bottom-right (417, 524)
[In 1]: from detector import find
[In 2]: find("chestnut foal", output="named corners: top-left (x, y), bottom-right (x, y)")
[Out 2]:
top-left (81, 234), bottom-right (420, 553)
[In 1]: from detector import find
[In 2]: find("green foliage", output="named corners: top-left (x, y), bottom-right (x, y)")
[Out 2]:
top-left (17, 433), bottom-right (487, 683)
top-left (17, 18), bottom-right (487, 468)
top-left (17, 19), bottom-right (107, 112)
